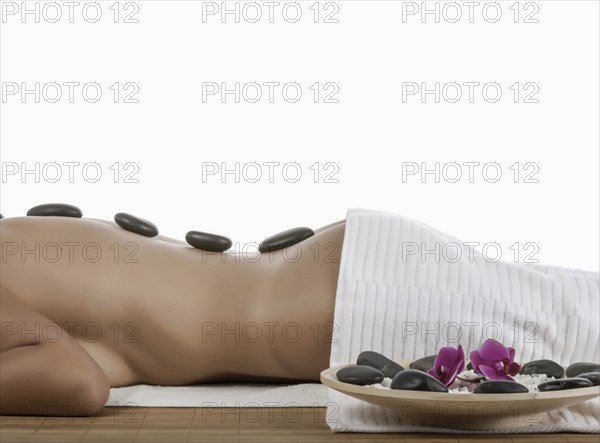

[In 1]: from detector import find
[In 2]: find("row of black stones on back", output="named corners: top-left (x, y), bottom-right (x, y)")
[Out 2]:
top-left (21, 203), bottom-right (315, 253)
top-left (337, 351), bottom-right (600, 393)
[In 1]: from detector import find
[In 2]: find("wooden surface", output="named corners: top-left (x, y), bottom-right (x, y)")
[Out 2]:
top-left (1, 407), bottom-right (598, 442)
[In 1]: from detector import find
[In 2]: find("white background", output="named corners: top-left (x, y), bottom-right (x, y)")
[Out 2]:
top-left (1, 0), bottom-right (598, 269)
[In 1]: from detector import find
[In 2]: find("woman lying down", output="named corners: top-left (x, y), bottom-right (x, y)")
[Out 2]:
top-left (0, 204), bottom-right (345, 416)
top-left (1, 204), bottom-right (598, 418)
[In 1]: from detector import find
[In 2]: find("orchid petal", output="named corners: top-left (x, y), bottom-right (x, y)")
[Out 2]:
top-left (443, 365), bottom-right (462, 387)
top-left (450, 345), bottom-right (465, 370)
top-left (479, 339), bottom-right (509, 361)
top-left (428, 345), bottom-right (467, 386)
top-left (477, 364), bottom-right (500, 380)
top-left (436, 347), bottom-right (459, 365)
top-left (470, 351), bottom-right (482, 373)
top-left (498, 372), bottom-right (515, 381)
top-left (478, 364), bottom-right (514, 381)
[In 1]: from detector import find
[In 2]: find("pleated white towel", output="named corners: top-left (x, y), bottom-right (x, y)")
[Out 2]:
top-left (326, 208), bottom-right (600, 433)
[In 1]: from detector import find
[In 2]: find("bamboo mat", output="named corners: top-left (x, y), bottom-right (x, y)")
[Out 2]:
top-left (1, 407), bottom-right (598, 442)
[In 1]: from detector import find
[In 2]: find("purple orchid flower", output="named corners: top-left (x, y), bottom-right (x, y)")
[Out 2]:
top-left (469, 339), bottom-right (521, 381)
top-left (427, 344), bottom-right (465, 387)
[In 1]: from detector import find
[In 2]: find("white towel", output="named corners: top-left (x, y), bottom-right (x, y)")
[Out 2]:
top-left (106, 383), bottom-right (328, 407)
top-left (327, 208), bottom-right (600, 433)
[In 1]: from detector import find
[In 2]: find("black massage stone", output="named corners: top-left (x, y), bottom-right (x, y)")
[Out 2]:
top-left (357, 351), bottom-right (404, 378)
top-left (473, 381), bottom-right (529, 394)
top-left (520, 359), bottom-right (565, 379)
top-left (185, 231), bottom-right (232, 252)
top-left (566, 362), bottom-right (600, 377)
top-left (336, 366), bottom-right (384, 386)
top-left (258, 227), bottom-right (314, 253)
top-left (409, 355), bottom-right (436, 373)
top-left (456, 371), bottom-right (484, 382)
top-left (576, 372), bottom-right (600, 386)
top-left (391, 369), bottom-right (448, 392)
top-left (0, 213), bottom-right (3, 219)
top-left (114, 212), bottom-right (158, 237)
top-left (537, 377), bottom-right (593, 392)
top-left (27, 203), bottom-right (82, 218)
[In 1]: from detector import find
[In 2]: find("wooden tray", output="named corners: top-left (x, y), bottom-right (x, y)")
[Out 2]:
top-left (320, 363), bottom-right (600, 430)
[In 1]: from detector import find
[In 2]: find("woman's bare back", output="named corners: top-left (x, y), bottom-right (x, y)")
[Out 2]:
top-left (0, 214), bottom-right (345, 415)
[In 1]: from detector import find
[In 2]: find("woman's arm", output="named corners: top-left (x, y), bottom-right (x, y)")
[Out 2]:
top-left (0, 288), bottom-right (110, 416)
